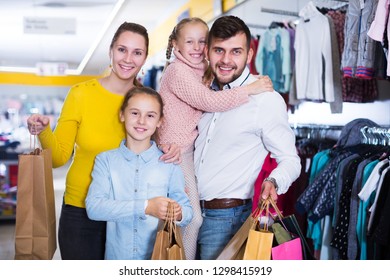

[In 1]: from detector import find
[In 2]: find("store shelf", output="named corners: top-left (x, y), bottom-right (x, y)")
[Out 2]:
top-left (0, 159), bottom-right (18, 220)
top-left (0, 214), bottom-right (16, 220)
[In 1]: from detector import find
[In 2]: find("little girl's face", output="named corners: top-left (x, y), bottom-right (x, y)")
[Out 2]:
top-left (120, 93), bottom-right (162, 143)
top-left (174, 22), bottom-right (208, 65)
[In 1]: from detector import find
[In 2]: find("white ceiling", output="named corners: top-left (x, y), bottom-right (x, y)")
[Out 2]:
top-left (0, 0), bottom-right (186, 75)
top-left (1, 0), bottom-right (333, 76)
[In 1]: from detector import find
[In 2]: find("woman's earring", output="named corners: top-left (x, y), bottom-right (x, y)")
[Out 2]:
top-left (142, 68), bottom-right (145, 75)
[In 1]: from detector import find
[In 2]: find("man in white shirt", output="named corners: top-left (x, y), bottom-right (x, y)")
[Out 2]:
top-left (194, 15), bottom-right (301, 260)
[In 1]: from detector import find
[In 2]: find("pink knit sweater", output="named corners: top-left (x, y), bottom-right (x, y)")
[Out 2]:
top-left (158, 50), bottom-right (250, 152)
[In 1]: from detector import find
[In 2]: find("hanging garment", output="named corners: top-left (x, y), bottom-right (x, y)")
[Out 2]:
top-left (332, 154), bottom-right (361, 228)
top-left (367, 0), bottom-right (390, 77)
top-left (295, 1), bottom-right (335, 102)
top-left (296, 119), bottom-right (379, 219)
top-left (330, 145), bottom-right (384, 259)
top-left (255, 27), bottom-right (291, 93)
top-left (327, 10), bottom-right (379, 103)
top-left (341, 0), bottom-right (379, 79)
top-left (356, 159), bottom-right (383, 260)
top-left (296, 149), bottom-right (353, 219)
top-left (252, 153), bottom-right (277, 212)
top-left (370, 169), bottom-right (390, 259)
top-left (249, 36), bottom-right (260, 75)
top-left (353, 159), bottom-right (380, 260)
top-left (367, 165), bottom-right (390, 234)
top-left (326, 14), bottom-right (343, 113)
top-left (347, 157), bottom-right (379, 260)
top-left (330, 154), bottom-right (363, 259)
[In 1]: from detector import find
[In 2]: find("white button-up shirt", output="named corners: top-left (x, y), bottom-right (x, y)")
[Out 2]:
top-left (194, 67), bottom-right (301, 201)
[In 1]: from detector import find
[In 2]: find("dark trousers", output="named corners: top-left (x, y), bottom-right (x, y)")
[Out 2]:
top-left (58, 202), bottom-right (106, 260)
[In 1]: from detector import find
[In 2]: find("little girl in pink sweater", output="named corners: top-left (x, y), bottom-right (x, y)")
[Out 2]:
top-left (158, 17), bottom-right (273, 260)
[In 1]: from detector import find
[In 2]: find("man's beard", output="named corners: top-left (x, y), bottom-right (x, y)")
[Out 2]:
top-left (213, 63), bottom-right (246, 87)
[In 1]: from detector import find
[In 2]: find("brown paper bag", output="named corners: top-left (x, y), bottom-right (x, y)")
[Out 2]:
top-left (151, 220), bottom-right (170, 260)
top-left (216, 214), bottom-right (252, 260)
top-left (151, 202), bottom-right (186, 260)
top-left (167, 224), bottom-right (185, 260)
top-left (14, 148), bottom-right (57, 260)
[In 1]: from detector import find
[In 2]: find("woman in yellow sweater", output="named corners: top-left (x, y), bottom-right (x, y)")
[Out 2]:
top-left (26, 22), bottom-right (179, 260)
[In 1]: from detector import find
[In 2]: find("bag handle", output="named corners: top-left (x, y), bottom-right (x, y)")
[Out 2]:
top-left (29, 124), bottom-right (41, 155)
top-left (267, 197), bottom-right (284, 220)
top-left (263, 199), bottom-right (270, 231)
top-left (251, 198), bottom-right (271, 231)
top-left (164, 202), bottom-right (176, 244)
top-left (267, 197), bottom-right (295, 236)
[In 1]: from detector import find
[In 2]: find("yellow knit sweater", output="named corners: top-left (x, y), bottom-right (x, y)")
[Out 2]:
top-left (39, 79), bottom-right (125, 208)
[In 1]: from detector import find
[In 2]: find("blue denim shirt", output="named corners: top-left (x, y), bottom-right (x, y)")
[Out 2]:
top-left (86, 140), bottom-right (192, 260)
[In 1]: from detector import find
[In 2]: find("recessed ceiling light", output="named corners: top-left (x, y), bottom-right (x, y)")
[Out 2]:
top-left (33, 1), bottom-right (117, 8)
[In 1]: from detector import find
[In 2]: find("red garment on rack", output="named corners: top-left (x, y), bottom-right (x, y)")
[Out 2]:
top-left (252, 152), bottom-right (279, 211)
top-left (249, 36), bottom-right (259, 75)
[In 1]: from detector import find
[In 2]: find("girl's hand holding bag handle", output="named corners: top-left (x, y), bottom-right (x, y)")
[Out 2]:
top-left (151, 201), bottom-right (186, 260)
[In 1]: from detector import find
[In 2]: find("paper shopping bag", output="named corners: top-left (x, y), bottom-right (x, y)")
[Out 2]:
top-left (151, 202), bottom-right (186, 260)
top-left (267, 197), bottom-right (314, 260)
top-left (274, 214), bottom-right (314, 260)
top-left (272, 237), bottom-right (303, 260)
top-left (243, 199), bottom-right (274, 260)
top-left (151, 220), bottom-right (170, 260)
top-left (14, 148), bottom-right (57, 260)
top-left (271, 223), bottom-right (292, 244)
top-left (243, 228), bottom-right (274, 260)
top-left (267, 200), bottom-right (303, 259)
top-left (216, 214), bottom-right (252, 260)
top-left (168, 221), bottom-right (186, 260)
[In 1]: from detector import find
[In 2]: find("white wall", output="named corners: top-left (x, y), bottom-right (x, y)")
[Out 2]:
top-left (289, 100), bottom-right (390, 127)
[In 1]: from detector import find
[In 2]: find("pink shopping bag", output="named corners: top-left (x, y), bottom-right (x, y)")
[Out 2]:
top-left (271, 237), bottom-right (303, 260)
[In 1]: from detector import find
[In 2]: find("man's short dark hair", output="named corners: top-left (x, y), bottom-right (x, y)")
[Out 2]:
top-left (208, 15), bottom-right (251, 50)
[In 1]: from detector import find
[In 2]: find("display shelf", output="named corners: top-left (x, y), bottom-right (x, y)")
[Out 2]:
top-left (0, 159), bottom-right (18, 220)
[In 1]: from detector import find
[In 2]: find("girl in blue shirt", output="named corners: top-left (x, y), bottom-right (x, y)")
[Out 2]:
top-left (86, 87), bottom-right (192, 260)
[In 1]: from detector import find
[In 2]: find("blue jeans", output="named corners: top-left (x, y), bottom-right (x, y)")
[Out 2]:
top-left (198, 202), bottom-right (252, 260)
top-left (58, 202), bottom-right (106, 260)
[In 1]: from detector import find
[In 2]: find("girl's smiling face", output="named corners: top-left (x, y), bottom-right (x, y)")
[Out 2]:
top-left (173, 21), bottom-right (208, 65)
top-left (120, 93), bottom-right (162, 146)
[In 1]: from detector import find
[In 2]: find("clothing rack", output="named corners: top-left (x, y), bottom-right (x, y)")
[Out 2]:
top-left (260, 0), bottom-right (347, 18)
top-left (291, 124), bottom-right (343, 141)
top-left (260, 7), bottom-right (299, 18)
top-left (291, 123), bottom-right (344, 130)
top-left (360, 126), bottom-right (390, 146)
top-left (313, 0), bottom-right (348, 10)
top-left (247, 23), bottom-right (268, 30)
